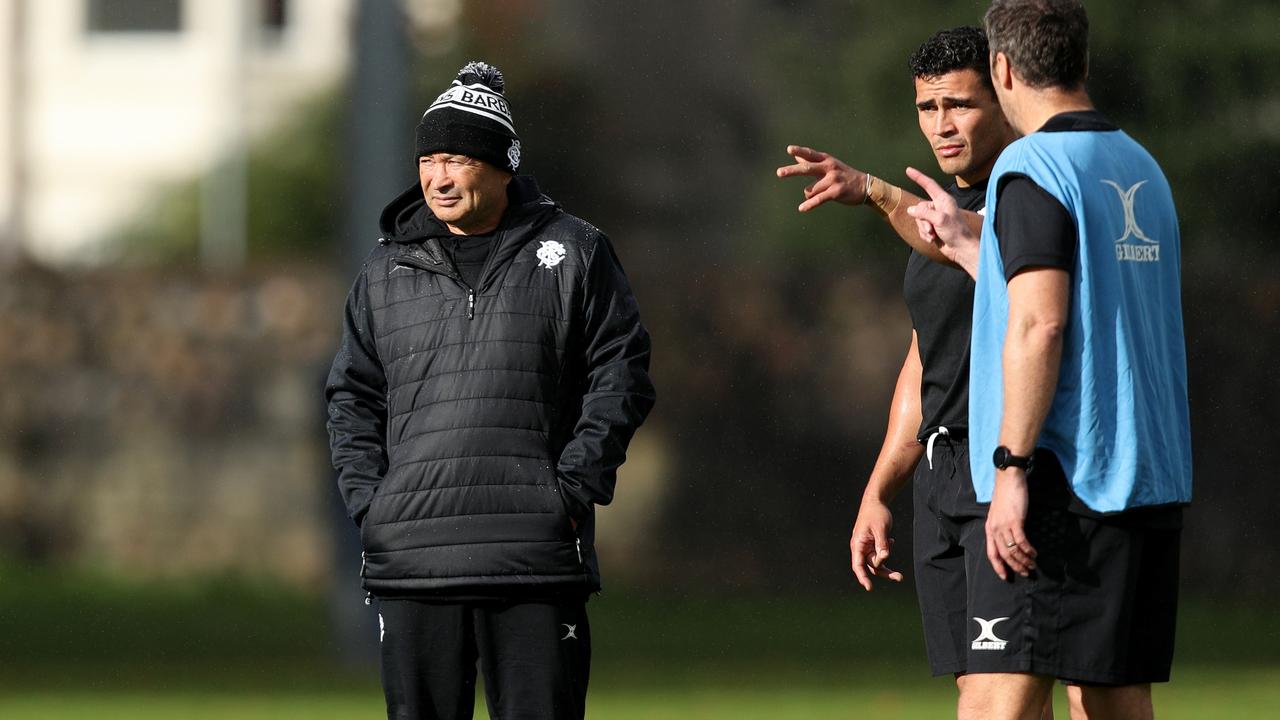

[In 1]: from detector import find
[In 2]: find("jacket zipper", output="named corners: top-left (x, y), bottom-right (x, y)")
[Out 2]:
top-left (361, 551), bottom-right (372, 605)
top-left (575, 538), bottom-right (582, 565)
top-left (394, 252), bottom-right (476, 321)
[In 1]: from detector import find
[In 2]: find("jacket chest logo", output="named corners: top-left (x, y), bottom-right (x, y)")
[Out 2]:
top-left (536, 240), bottom-right (567, 269)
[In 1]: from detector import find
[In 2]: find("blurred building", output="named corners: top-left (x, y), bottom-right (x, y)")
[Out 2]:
top-left (0, 0), bottom-right (353, 265)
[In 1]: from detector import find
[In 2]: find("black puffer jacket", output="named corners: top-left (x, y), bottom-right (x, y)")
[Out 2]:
top-left (326, 176), bottom-right (655, 595)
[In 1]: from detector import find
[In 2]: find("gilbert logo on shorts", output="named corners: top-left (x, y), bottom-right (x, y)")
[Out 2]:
top-left (971, 616), bottom-right (1010, 651)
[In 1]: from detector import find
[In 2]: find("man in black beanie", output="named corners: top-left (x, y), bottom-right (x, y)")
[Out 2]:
top-left (326, 61), bottom-right (655, 720)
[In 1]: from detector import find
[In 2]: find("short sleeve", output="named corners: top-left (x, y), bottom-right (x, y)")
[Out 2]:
top-left (995, 174), bottom-right (1077, 281)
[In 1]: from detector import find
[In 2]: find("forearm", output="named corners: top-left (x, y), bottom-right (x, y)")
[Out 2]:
top-left (326, 268), bottom-right (389, 525)
top-left (867, 175), bottom-right (981, 271)
top-left (998, 328), bottom-right (1062, 454)
top-left (326, 386), bottom-right (388, 524)
top-left (556, 369), bottom-right (654, 511)
top-left (556, 237), bottom-right (656, 517)
top-left (864, 430), bottom-right (923, 505)
top-left (868, 175), bottom-right (947, 264)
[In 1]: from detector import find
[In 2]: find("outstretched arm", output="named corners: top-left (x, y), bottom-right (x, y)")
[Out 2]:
top-left (777, 146), bottom-right (980, 268)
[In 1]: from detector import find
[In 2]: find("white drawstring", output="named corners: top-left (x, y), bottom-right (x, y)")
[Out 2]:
top-left (926, 426), bottom-right (951, 470)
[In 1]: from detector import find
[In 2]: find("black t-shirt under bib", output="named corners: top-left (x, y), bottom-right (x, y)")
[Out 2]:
top-left (992, 111), bottom-right (1115, 280)
top-left (902, 180), bottom-right (987, 442)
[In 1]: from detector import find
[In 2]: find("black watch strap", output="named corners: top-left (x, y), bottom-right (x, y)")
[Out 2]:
top-left (993, 445), bottom-right (1035, 471)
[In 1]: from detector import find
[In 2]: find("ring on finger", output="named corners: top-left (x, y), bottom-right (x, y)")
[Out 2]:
top-left (1005, 541), bottom-right (1017, 549)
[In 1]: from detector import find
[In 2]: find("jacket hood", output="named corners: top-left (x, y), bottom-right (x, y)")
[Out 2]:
top-left (377, 175), bottom-right (559, 244)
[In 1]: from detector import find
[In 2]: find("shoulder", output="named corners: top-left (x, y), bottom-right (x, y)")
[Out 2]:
top-left (992, 135), bottom-right (1078, 203)
top-left (537, 212), bottom-right (609, 265)
top-left (1112, 130), bottom-right (1168, 177)
top-left (993, 134), bottom-right (1046, 174)
top-left (344, 240), bottom-right (401, 293)
top-left (996, 174), bottom-right (1067, 218)
top-left (365, 240), bottom-right (401, 271)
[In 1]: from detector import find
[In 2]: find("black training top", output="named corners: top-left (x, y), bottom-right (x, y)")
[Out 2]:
top-left (439, 231), bottom-right (496, 290)
top-left (903, 180), bottom-right (986, 441)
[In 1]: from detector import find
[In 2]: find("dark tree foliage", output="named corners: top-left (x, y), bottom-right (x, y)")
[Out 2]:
top-left (115, 0), bottom-right (1280, 596)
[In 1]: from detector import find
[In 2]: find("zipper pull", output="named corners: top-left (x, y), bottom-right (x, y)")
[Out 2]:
top-left (467, 290), bottom-right (475, 319)
top-left (575, 538), bottom-right (582, 565)
top-left (361, 552), bottom-right (372, 605)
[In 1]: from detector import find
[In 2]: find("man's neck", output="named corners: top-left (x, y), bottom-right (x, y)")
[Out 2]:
top-left (956, 172), bottom-right (991, 189)
top-left (447, 222), bottom-right (499, 236)
top-left (1016, 86), bottom-right (1094, 135)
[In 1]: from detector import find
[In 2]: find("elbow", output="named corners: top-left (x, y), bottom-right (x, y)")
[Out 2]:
top-left (1008, 312), bottom-right (1066, 352)
top-left (1032, 316), bottom-right (1066, 341)
top-left (1023, 316), bottom-right (1066, 354)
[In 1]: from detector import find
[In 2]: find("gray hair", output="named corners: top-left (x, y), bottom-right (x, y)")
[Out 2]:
top-left (984, 0), bottom-right (1089, 90)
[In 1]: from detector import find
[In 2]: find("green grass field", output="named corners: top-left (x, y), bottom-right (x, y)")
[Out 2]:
top-left (581, 665), bottom-right (1280, 719)
top-left (4, 666), bottom-right (1279, 719)
top-left (2, 565), bottom-right (1277, 718)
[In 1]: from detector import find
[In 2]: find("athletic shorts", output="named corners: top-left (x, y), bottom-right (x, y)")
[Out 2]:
top-left (912, 431), bottom-right (987, 676)
top-left (914, 440), bottom-right (1183, 685)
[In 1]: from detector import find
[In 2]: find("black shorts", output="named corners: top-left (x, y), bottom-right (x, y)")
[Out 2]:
top-left (915, 440), bottom-right (1183, 685)
top-left (912, 432), bottom-right (986, 676)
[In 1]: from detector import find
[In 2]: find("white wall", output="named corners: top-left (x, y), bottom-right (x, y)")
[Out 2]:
top-left (0, 2), bottom-right (19, 257)
top-left (6, 0), bottom-right (353, 264)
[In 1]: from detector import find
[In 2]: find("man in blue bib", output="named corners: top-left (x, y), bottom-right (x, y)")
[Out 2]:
top-left (908, 2), bottom-right (1191, 718)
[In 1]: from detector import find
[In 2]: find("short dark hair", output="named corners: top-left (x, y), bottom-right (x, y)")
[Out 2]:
top-left (908, 26), bottom-right (995, 95)
top-left (984, 0), bottom-right (1089, 90)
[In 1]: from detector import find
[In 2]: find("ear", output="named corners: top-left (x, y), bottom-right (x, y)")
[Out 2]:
top-left (991, 51), bottom-right (1014, 91)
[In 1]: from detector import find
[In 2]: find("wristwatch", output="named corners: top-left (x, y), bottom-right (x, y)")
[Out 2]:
top-left (992, 445), bottom-right (1035, 471)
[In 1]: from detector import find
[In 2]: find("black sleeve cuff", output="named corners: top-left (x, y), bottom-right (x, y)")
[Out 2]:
top-left (556, 478), bottom-right (592, 527)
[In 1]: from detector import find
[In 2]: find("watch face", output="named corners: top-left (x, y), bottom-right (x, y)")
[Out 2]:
top-left (993, 446), bottom-right (1031, 470)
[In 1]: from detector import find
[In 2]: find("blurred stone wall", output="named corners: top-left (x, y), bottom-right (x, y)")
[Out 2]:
top-left (1, 261), bottom-right (1274, 599)
top-left (0, 260), bottom-right (903, 592)
top-left (0, 264), bottom-right (341, 587)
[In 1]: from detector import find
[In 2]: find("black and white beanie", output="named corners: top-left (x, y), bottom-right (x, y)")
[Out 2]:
top-left (415, 61), bottom-right (522, 172)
